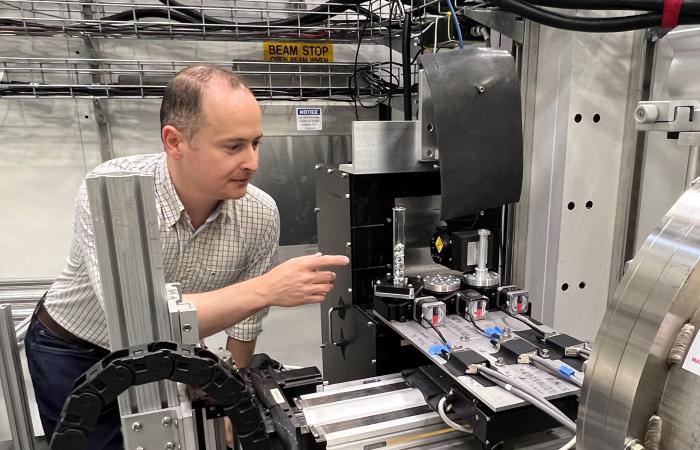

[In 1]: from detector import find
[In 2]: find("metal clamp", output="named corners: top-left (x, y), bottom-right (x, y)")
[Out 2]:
top-left (327, 304), bottom-right (346, 347)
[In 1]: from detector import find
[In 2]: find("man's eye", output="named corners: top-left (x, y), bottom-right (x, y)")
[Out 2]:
top-left (229, 145), bottom-right (241, 152)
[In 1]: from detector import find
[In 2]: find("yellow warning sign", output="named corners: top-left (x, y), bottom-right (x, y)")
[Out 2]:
top-left (263, 41), bottom-right (334, 63)
top-left (435, 236), bottom-right (444, 254)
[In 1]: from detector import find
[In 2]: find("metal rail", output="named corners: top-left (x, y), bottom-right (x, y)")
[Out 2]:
top-left (0, 304), bottom-right (36, 450)
top-left (0, 56), bottom-right (401, 100)
top-left (0, 0), bottom-right (394, 41)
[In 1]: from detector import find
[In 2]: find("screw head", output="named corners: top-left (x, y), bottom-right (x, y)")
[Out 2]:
top-left (162, 416), bottom-right (172, 427)
top-left (132, 421), bottom-right (143, 432)
top-left (540, 348), bottom-right (550, 358)
top-left (495, 357), bottom-right (505, 366)
top-left (165, 442), bottom-right (175, 450)
top-left (182, 324), bottom-right (192, 332)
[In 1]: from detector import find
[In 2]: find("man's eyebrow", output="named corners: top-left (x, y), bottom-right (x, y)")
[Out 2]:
top-left (218, 134), bottom-right (263, 143)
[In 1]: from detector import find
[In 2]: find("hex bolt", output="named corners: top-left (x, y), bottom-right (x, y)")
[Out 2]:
top-left (132, 422), bottom-right (143, 432)
top-left (162, 416), bottom-right (172, 427)
top-left (495, 357), bottom-right (505, 367)
top-left (540, 348), bottom-right (550, 358)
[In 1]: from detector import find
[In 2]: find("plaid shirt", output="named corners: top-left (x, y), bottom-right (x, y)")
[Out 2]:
top-left (44, 153), bottom-right (279, 349)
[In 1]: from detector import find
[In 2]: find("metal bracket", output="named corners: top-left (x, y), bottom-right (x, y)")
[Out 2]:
top-left (167, 283), bottom-right (199, 345)
top-left (122, 407), bottom-right (181, 450)
top-left (461, 7), bottom-right (524, 44)
top-left (634, 100), bottom-right (700, 133)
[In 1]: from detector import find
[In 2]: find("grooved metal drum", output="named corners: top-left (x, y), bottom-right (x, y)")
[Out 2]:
top-left (578, 184), bottom-right (700, 449)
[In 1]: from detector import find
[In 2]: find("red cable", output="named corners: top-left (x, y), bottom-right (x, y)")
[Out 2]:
top-left (662, 0), bottom-right (684, 28)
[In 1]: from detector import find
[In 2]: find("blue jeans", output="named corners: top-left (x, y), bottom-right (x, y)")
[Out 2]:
top-left (24, 312), bottom-right (123, 450)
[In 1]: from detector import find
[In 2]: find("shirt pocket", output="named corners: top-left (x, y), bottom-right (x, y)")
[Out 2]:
top-left (194, 266), bottom-right (245, 291)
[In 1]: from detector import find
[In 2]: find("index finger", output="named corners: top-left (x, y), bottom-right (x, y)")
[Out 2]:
top-left (305, 254), bottom-right (350, 269)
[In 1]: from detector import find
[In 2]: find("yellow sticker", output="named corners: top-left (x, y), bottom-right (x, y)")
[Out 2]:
top-left (435, 236), bottom-right (444, 254)
top-left (263, 41), bottom-right (334, 63)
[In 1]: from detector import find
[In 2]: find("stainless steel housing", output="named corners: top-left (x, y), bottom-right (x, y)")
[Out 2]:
top-left (579, 182), bottom-right (700, 449)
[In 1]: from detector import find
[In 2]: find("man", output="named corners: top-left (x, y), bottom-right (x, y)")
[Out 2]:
top-left (24, 64), bottom-right (349, 449)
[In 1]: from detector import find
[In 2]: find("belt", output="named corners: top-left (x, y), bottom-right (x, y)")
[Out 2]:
top-left (36, 302), bottom-right (96, 349)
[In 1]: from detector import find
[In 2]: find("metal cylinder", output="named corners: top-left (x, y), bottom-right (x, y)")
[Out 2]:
top-left (477, 229), bottom-right (490, 270)
top-left (392, 207), bottom-right (407, 286)
top-left (0, 304), bottom-right (35, 450)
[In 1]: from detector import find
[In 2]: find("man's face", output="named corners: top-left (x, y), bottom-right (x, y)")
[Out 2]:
top-left (181, 80), bottom-right (263, 200)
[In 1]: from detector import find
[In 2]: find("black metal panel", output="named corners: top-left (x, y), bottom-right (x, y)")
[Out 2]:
top-left (420, 48), bottom-right (523, 220)
top-left (316, 167), bottom-right (442, 382)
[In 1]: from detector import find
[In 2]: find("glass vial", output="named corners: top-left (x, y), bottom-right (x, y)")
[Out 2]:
top-left (393, 207), bottom-right (407, 286)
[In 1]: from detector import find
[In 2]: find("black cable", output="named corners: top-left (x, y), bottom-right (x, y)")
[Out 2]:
top-left (429, 321), bottom-right (449, 346)
top-left (488, 0), bottom-right (700, 33)
top-left (522, 0), bottom-right (700, 14)
top-left (402, 12), bottom-right (412, 120)
top-left (100, 8), bottom-right (200, 24)
top-left (464, 312), bottom-right (486, 334)
top-left (157, 0), bottom-right (386, 29)
top-left (350, 21), bottom-right (369, 119)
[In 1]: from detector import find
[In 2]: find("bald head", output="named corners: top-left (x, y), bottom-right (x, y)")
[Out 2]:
top-left (160, 64), bottom-right (253, 139)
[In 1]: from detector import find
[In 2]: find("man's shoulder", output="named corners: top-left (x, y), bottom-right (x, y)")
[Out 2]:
top-left (88, 153), bottom-right (163, 177)
top-left (238, 185), bottom-right (279, 228)
top-left (242, 185), bottom-right (278, 214)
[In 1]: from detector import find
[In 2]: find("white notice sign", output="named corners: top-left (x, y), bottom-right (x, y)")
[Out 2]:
top-left (682, 331), bottom-right (700, 376)
top-left (296, 107), bottom-right (322, 131)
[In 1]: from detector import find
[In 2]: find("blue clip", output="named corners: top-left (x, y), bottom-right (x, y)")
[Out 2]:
top-left (429, 343), bottom-right (451, 355)
top-left (559, 364), bottom-right (575, 377)
top-left (484, 326), bottom-right (504, 339)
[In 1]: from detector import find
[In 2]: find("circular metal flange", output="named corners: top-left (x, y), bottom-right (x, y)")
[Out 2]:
top-left (464, 270), bottom-right (500, 287)
top-left (423, 274), bottom-right (462, 293)
top-left (578, 184), bottom-right (700, 449)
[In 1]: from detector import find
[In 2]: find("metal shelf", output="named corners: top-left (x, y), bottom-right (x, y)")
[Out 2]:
top-left (0, 0), bottom-right (395, 41)
top-left (0, 56), bottom-right (401, 99)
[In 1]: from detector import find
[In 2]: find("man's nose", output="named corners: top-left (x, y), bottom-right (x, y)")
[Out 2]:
top-left (241, 144), bottom-right (259, 172)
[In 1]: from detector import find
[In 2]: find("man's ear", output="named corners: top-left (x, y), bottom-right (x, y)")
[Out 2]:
top-left (162, 125), bottom-right (186, 160)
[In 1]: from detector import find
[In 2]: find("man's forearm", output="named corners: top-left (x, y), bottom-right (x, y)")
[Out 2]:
top-left (226, 337), bottom-right (256, 368)
top-left (184, 277), bottom-right (269, 338)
